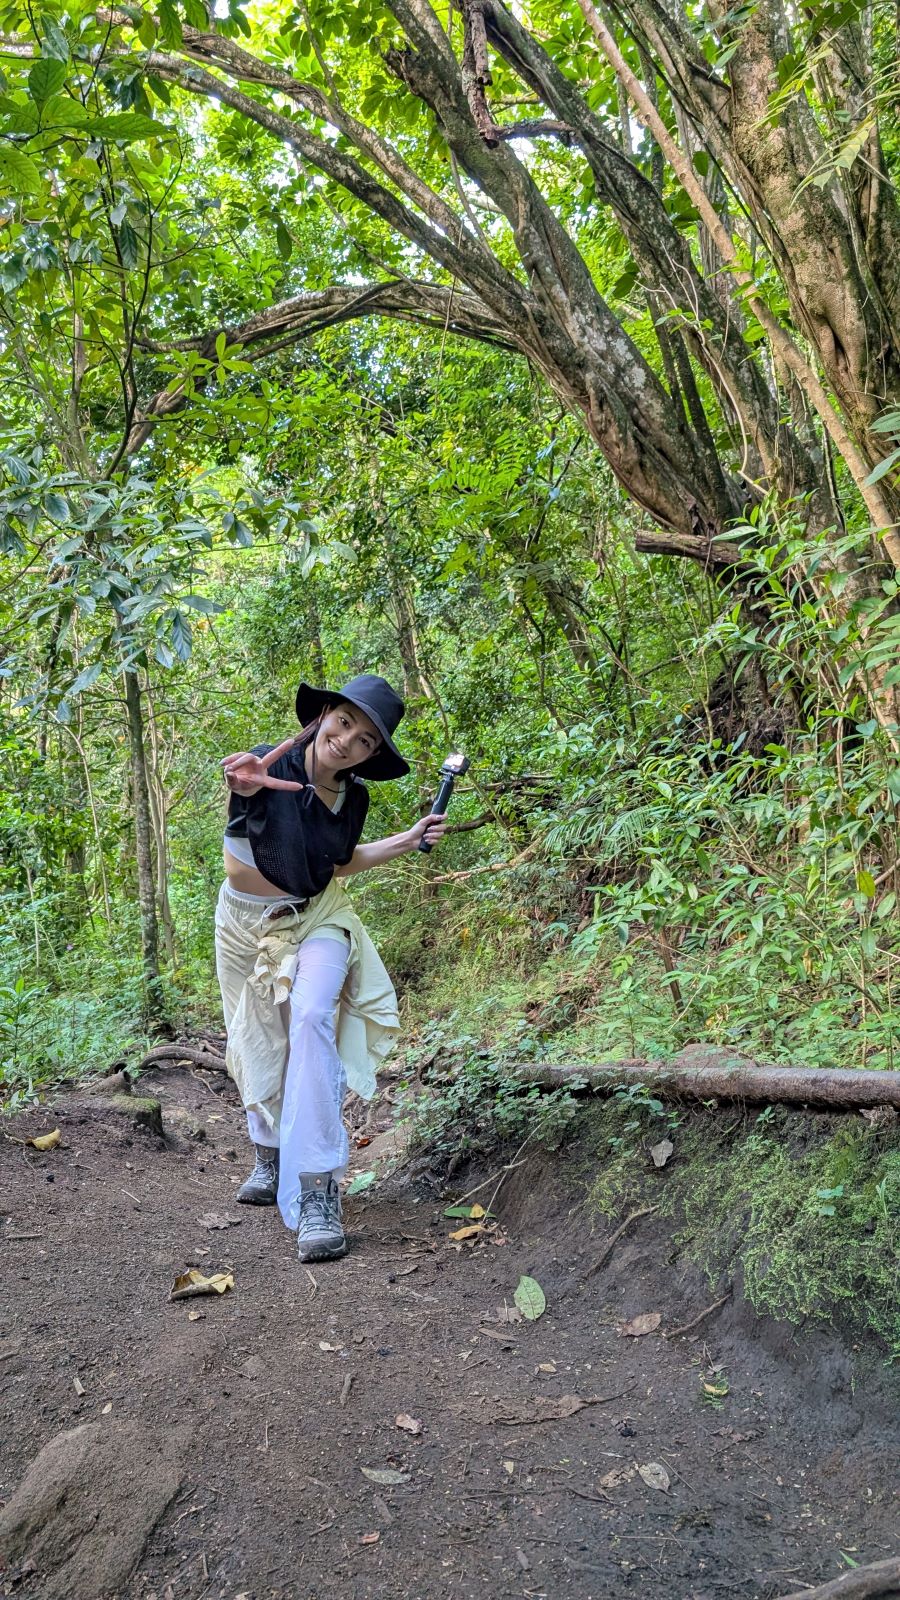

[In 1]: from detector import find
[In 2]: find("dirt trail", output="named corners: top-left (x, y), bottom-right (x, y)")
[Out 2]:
top-left (1, 1065), bottom-right (898, 1600)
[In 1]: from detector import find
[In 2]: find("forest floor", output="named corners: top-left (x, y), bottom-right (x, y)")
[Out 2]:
top-left (1, 1061), bottom-right (899, 1600)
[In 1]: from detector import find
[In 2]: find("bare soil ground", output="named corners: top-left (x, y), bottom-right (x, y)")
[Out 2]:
top-left (1, 1062), bottom-right (898, 1600)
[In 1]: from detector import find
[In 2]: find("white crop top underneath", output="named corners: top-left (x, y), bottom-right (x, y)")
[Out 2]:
top-left (224, 781), bottom-right (346, 869)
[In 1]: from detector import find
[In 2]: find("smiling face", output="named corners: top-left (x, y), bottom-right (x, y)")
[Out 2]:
top-left (313, 701), bottom-right (382, 774)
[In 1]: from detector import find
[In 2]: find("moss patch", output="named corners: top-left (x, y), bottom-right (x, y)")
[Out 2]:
top-left (582, 1096), bottom-right (900, 1358)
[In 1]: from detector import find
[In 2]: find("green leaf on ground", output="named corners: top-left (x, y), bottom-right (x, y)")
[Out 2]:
top-left (346, 1170), bottom-right (376, 1196)
top-left (513, 1275), bottom-right (546, 1321)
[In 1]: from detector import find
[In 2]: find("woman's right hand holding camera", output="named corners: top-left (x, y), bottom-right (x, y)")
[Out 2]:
top-left (221, 738), bottom-right (305, 795)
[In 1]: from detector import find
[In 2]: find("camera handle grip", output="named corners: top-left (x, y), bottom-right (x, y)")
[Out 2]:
top-left (418, 774), bottom-right (455, 853)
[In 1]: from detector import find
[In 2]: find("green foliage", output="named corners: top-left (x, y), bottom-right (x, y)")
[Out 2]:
top-left (396, 1001), bottom-right (581, 1160)
top-left (0, 900), bottom-right (149, 1108)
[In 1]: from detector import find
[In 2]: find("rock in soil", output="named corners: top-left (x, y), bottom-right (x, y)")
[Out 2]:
top-left (0, 1420), bottom-right (184, 1599)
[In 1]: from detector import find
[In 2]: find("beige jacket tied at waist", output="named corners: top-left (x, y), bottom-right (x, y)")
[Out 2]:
top-left (215, 878), bottom-right (399, 1128)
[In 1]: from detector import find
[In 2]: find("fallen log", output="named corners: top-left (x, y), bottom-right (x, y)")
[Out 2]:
top-left (514, 1045), bottom-right (900, 1111)
top-left (774, 1555), bottom-right (900, 1600)
top-left (136, 1044), bottom-right (229, 1075)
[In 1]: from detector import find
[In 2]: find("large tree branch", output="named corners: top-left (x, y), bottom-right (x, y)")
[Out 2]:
top-left (137, 34), bottom-right (748, 549)
top-left (483, 0), bottom-right (801, 501)
top-left (165, 25), bottom-right (498, 265)
top-left (141, 51), bottom-right (531, 327)
top-left (378, 0), bottom-right (745, 539)
top-left (125, 280), bottom-right (516, 457)
top-left (137, 280), bottom-right (514, 355)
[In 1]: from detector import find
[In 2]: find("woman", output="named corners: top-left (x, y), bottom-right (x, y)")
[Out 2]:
top-left (215, 673), bottom-right (445, 1264)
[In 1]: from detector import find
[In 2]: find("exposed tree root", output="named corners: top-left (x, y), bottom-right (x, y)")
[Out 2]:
top-left (775, 1556), bottom-right (900, 1600)
top-left (582, 1205), bottom-right (658, 1281)
top-left (135, 1043), bottom-right (228, 1075)
top-left (665, 1291), bottom-right (732, 1339)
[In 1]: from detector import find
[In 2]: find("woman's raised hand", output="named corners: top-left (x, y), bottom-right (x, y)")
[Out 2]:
top-left (407, 812), bottom-right (448, 850)
top-left (221, 738), bottom-right (305, 796)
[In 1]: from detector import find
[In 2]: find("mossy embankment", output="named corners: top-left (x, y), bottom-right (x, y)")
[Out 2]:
top-left (393, 931), bottom-right (900, 1362)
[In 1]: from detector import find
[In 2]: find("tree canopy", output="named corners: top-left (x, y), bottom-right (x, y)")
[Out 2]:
top-left (0, 0), bottom-right (898, 1088)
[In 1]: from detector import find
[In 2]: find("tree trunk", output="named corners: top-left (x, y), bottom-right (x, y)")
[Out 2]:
top-left (387, 548), bottom-right (433, 709)
top-left (515, 1047), bottom-right (900, 1110)
top-left (144, 682), bottom-right (176, 967)
top-left (123, 668), bottom-right (163, 1020)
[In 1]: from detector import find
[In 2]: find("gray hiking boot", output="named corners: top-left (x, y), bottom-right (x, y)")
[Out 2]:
top-left (236, 1143), bottom-right (280, 1206)
top-left (296, 1173), bottom-right (346, 1262)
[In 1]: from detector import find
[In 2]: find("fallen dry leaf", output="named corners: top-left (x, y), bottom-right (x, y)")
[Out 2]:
top-left (599, 1464), bottom-right (634, 1490)
top-left (395, 1413), bottom-right (422, 1436)
top-left (28, 1129), bottom-right (61, 1151)
top-left (449, 1223), bottom-right (485, 1242)
top-left (360, 1467), bottom-right (410, 1486)
top-left (649, 1138), bottom-right (674, 1168)
top-left (536, 1361), bottom-right (557, 1374)
top-left (638, 1461), bottom-right (671, 1493)
top-left (188, 1309), bottom-right (206, 1322)
top-left (319, 1341), bottom-right (343, 1352)
top-left (479, 1326), bottom-right (516, 1344)
top-left (495, 1304), bottom-right (523, 1324)
top-left (359, 1531), bottom-right (381, 1545)
top-left (618, 1311), bottom-right (662, 1338)
top-left (169, 1269), bottom-right (234, 1301)
top-left (475, 1394), bottom-right (615, 1426)
top-left (197, 1212), bottom-right (242, 1231)
top-left (101, 1402), bottom-right (113, 1415)
top-left (371, 1494), bottom-right (394, 1525)
top-left (502, 1459), bottom-right (515, 1476)
top-left (72, 1376), bottom-right (85, 1397)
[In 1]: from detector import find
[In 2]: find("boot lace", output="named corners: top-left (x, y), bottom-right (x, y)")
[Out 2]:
top-left (299, 1187), bottom-right (338, 1231)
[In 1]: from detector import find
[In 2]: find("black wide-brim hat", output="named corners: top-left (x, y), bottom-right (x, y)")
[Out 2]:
top-left (295, 673), bottom-right (410, 781)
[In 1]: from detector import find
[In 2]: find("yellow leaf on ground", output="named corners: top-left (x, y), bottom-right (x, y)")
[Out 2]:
top-left (28, 1129), bottom-right (61, 1151)
top-left (169, 1269), bottom-right (234, 1301)
top-left (470, 1204), bottom-right (487, 1219)
top-left (449, 1223), bottom-right (485, 1241)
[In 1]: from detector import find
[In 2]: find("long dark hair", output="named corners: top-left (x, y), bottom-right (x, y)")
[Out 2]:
top-left (293, 702), bottom-right (334, 796)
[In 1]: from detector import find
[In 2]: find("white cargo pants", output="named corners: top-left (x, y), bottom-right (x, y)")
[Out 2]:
top-left (214, 883), bottom-right (351, 1229)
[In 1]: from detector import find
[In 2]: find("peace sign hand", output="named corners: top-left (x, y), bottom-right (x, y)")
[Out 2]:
top-left (221, 738), bottom-right (305, 796)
